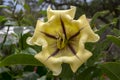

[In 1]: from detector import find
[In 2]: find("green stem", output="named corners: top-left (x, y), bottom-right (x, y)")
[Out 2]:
top-left (20, 33), bottom-right (23, 50)
top-left (0, 26), bottom-right (10, 50)
top-left (17, 18), bottom-right (23, 50)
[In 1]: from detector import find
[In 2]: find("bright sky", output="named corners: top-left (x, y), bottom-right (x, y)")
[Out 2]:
top-left (3, 0), bottom-right (24, 12)
top-left (3, 0), bottom-right (92, 12)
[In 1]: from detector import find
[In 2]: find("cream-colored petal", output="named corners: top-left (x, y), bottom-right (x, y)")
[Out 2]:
top-left (78, 15), bottom-right (100, 42)
top-left (26, 20), bottom-right (46, 46)
top-left (35, 49), bottom-right (62, 76)
top-left (70, 50), bottom-right (92, 72)
top-left (47, 6), bottom-right (76, 20)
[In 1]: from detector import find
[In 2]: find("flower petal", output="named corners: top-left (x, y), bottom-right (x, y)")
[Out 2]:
top-left (47, 6), bottom-right (76, 20)
top-left (78, 15), bottom-right (100, 43)
top-left (26, 20), bottom-right (46, 46)
top-left (35, 49), bottom-right (62, 76)
top-left (70, 50), bottom-right (92, 72)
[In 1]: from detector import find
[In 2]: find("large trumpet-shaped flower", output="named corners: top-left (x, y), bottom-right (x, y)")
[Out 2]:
top-left (27, 6), bottom-right (99, 76)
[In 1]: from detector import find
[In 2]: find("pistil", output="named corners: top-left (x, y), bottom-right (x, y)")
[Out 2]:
top-left (57, 34), bottom-right (68, 49)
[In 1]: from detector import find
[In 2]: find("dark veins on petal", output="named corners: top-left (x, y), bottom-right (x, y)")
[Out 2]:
top-left (69, 28), bottom-right (83, 40)
top-left (68, 44), bottom-right (79, 59)
top-left (60, 17), bottom-right (67, 39)
top-left (47, 49), bottom-right (60, 59)
top-left (68, 44), bottom-right (76, 55)
top-left (41, 31), bottom-right (57, 39)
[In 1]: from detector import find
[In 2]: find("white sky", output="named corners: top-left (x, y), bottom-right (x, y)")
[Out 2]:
top-left (3, 0), bottom-right (92, 12)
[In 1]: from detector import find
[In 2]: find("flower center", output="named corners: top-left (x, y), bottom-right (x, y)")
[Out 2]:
top-left (57, 34), bottom-right (68, 49)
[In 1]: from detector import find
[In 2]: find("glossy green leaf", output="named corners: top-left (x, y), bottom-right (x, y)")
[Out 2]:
top-left (107, 35), bottom-right (120, 47)
top-left (100, 62), bottom-right (120, 80)
top-left (0, 54), bottom-right (43, 67)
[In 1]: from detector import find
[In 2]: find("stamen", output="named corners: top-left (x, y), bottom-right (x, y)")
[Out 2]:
top-left (57, 34), bottom-right (67, 49)
top-left (60, 17), bottom-right (67, 39)
top-left (41, 31), bottom-right (57, 39)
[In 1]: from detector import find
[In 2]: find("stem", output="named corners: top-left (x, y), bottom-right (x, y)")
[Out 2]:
top-left (54, 76), bottom-right (60, 80)
top-left (20, 33), bottom-right (23, 50)
top-left (12, 0), bottom-right (18, 16)
top-left (1, 26), bottom-right (10, 50)
top-left (16, 16), bottom-right (23, 50)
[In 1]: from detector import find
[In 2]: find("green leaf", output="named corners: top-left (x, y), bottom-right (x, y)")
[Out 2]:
top-left (40, 10), bottom-right (47, 16)
top-left (90, 10), bottom-right (109, 27)
top-left (112, 28), bottom-right (120, 36)
top-left (0, 16), bottom-right (5, 22)
top-left (116, 6), bottom-right (120, 10)
top-left (18, 32), bottom-right (32, 50)
top-left (86, 39), bottom-right (111, 66)
top-left (5, 21), bottom-right (17, 26)
top-left (0, 72), bottom-right (12, 80)
top-left (24, 4), bottom-right (30, 12)
top-left (100, 62), bottom-right (120, 80)
top-left (96, 21), bottom-right (116, 35)
top-left (0, 5), bottom-right (9, 8)
top-left (76, 66), bottom-right (102, 80)
top-left (38, 76), bottom-right (46, 80)
top-left (22, 72), bottom-right (39, 80)
top-left (0, 16), bottom-right (7, 25)
top-left (76, 67), bottom-right (94, 80)
top-left (0, 67), bottom-right (9, 73)
top-left (107, 35), bottom-right (120, 47)
top-left (59, 64), bottom-right (74, 79)
top-left (0, 54), bottom-right (43, 67)
top-left (38, 0), bottom-right (44, 5)
top-left (96, 24), bottom-right (110, 35)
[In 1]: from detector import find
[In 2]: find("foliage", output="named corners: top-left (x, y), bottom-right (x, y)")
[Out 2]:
top-left (0, 0), bottom-right (120, 80)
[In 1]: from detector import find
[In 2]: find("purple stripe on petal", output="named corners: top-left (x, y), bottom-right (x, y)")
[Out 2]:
top-left (69, 28), bottom-right (83, 40)
top-left (68, 44), bottom-right (79, 59)
top-left (41, 31), bottom-right (57, 39)
top-left (60, 17), bottom-right (67, 39)
top-left (51, 49), bottom-right (60, 56)
top-left (68, 44), bottom-right (76, 55)
top-left (46, 49), bottom-right (60, 60)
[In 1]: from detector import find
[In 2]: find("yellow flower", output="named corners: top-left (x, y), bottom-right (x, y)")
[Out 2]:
top-left (27, 6), bottom-right (99, 76)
